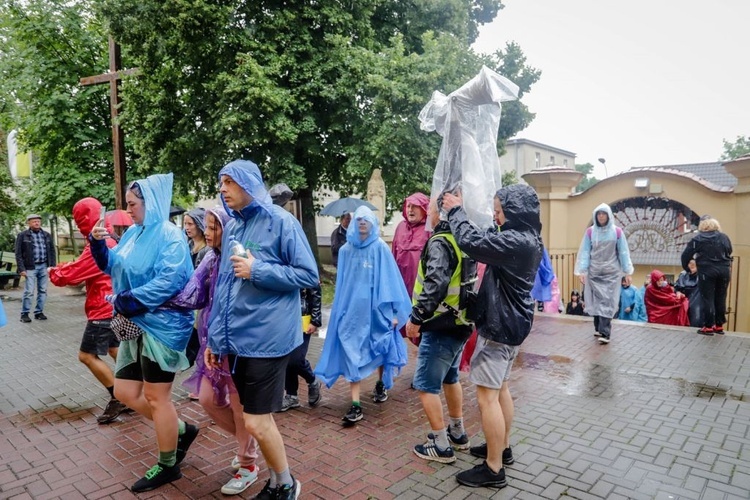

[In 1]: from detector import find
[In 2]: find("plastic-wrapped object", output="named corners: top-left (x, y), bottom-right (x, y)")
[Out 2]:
top-left (419, 66), bottom-right (519, 229)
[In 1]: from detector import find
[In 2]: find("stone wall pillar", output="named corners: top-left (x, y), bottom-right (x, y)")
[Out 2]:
top-left (367, 168), bottom-right (386, 228)
top-left (522, 166), bottom-right (583, 253)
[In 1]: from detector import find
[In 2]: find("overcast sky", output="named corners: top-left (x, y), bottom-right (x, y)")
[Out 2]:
top-left (473, 0), bottom-right (750, 179)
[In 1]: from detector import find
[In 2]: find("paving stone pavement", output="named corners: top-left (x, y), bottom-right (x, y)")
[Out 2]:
top-left (1, 285), bottom-right (750, 499)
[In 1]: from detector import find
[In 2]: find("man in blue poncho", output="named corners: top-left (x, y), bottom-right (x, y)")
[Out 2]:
top-left (205, 160), bottom-right (318, 500)
top-left (315, 206), bottom-right (411, 425)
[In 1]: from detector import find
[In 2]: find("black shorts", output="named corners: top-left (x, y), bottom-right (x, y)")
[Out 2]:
top-left (115, 336), bottom-right (175, 384)
top-left (80, 320), bottom-right (119, 356)
top-left (229, 354), bottom-right (290, 415)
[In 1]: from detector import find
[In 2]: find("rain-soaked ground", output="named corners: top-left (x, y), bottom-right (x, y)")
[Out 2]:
top-left (2, 288), bottom-right (750, 499)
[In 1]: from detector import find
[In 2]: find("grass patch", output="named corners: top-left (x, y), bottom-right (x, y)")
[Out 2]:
top-left (320, 265), bottom-right (336, 305)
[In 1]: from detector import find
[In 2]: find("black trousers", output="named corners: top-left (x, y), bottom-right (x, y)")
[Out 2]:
top-left (698, 268), bottom-right (730, 328)
top-left (285, 333), bottom-right (316, 395)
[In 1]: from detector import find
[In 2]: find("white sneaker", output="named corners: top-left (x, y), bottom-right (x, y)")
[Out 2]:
top-left (230, 455), bottom-right (240, 471)
top-left (598, 337), bottom-right (610, 344)
top-left (220, 466), bottom-right (258, 495)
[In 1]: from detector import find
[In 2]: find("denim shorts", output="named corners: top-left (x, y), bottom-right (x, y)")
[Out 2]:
top-left (80, 320), bottom-right (119, 356)
top-left (412, 330), bottom-right (470, 394)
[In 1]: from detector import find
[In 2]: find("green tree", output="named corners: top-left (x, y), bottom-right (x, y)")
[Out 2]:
top-left (98, 0), bottom-right (539, 260)
top-left (575, 162), bottom-right (599, 193)
top-left (721, 135), bottom-right (750, 160)
top-left (0, 0), bottom-right (118, 221)
top-left (501, 170), bottom-right (518, 186)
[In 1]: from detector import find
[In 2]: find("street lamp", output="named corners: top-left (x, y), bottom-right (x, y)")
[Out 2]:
top-left (598, 157), bottom-right (609, 178)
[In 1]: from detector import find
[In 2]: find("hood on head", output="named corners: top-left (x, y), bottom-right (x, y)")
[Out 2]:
top-left (592, 203), bottom-right (614, 230)
top-left (206, 205), bottom-right (231, 230)
top-left (495, 184), bottom-right (541, 233)
top-left (269, 183), bottom-right (293, 206)
top-left (133, 173), bottom-right (174, 226)
top-left (218, 160), bottom-right (272, 218)
top-left (402, 192), bottom-right (430, 223)
top-left (72, 197), bottom-right (103, 237)
top-left (185, 207), bottom-right (207, 234)
top-left (346, 206), bottom-right (380, 248)
top-left (650, 269), bottom-right (665, 286)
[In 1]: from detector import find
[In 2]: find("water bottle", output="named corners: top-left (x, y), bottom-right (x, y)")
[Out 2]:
top-left (228, 237), bottom-right (247, 258)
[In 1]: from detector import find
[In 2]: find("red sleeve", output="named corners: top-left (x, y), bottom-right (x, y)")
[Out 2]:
top-left (49, 244), bottom-right (109, 287)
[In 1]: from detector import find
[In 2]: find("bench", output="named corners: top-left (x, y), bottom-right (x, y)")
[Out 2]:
top-left (0, 251), bottom-right (21, 289)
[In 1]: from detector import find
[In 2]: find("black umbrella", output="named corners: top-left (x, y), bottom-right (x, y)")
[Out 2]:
top-left (169, 205), bottom-right (186, 217)
top-left (319, 197), bottom-right (377, 217)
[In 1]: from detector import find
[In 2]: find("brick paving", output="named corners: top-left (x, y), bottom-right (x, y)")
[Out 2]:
top-left (1, 285), bottom-right (750, 499)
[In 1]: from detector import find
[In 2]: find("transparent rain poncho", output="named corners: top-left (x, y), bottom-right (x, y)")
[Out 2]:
top-left (419, 66), bottom-right (519, 229)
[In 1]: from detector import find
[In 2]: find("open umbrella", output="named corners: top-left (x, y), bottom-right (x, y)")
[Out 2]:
top-left (170, 205), bottom-right (186, 217)
top-left (105, 209), bottom-right (133, 227)
top-left (319, 197), bottom-right (377, 217)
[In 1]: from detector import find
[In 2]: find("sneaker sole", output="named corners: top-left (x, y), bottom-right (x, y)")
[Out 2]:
top-left (455, 475), bottom-right (507, 488)
top-left (413, 447), bottom-right (456, 463)
top-left (593, 332), bottom-right (602, 337)
top-left (449, 439), bottom-right (471, 451)
top-left (598, 338), bottom-right (610, 344)
top-left (372, 395), bottom-right (388, 403)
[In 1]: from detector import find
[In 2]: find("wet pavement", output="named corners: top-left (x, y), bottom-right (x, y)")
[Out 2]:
top-left (1, 284), bottom-right (750, 499)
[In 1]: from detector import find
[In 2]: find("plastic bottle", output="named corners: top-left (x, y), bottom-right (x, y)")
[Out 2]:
top-left (228, 237), bottom-right (247, 258)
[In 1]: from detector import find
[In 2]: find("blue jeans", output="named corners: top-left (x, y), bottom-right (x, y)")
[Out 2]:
top-left (412, 330), bottom-right (470, 394)
top-left (21, 263), bottom-right (48, 315)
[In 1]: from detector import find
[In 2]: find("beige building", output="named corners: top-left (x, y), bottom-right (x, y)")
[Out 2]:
top-left (524, 156), bottom-right (749, 332)
top-left (499, 138), bottom-right (577, 181)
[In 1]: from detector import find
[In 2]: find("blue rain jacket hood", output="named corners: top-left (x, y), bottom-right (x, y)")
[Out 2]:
top-left (208, 160), bottom-right (319, 358)
top-left (105, 173), bottom-right (194, 350)
top-left (219, 160), bottom-right (274, 220)
top-left (315, 205), bottom-right (411, 389)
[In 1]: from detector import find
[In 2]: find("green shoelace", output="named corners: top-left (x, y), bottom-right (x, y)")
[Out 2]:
top-left (144, 464), bottom-right (164, 480)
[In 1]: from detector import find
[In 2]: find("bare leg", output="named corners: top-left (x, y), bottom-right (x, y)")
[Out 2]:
top-left (444, 381), bottom-right (463, 419)
top-left (350, 381), bottom-right (361, 402)
top-left (498, 382), bottom-right (514, 449)
top-left (243, 413), bottom-right (286, 473)
top-left (476, 385), bottom-right (503, 473)
top-left (143, 381), bottom-right (179, 453)
top-left (115, 379), bottom-right (152, 418)
top-left (418, 391), bottom-right (445, 430)
top-left (79, 351), bottom-right (114, 388)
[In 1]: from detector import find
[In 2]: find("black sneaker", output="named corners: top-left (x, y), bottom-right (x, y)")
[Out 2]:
top-left (20, 313), bottom-right (31, 323)
top-left (414, 434), bottom-right (456, 463)
top-left (372, 380), bottom-right (388, 403)
top-left (342, 404), bottom-right (363, 423)
top-left (131, 463), bottom-right (182, 493)
top-left (276, 478), bottom-right (302, 500)
top-left (308, 380), bottom-right (322, 407)
top-left (455, 461), bottom-right (507, 488)
top-left (34, 312), bottom-right (48, 320)
top-left (448, 432), bottom-right (471, 451)
top-left (97, 398), bottom-right (127, 424)
top-left (251, 479), bottom-right (274, 500)
top-left (469, 443), bottom-right (515, 465)
top-left (598, 337), bottom-right (610, 344)
top-left (176, 423), bottom-right (199, 464)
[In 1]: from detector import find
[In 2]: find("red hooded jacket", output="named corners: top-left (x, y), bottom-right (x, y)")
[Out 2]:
top-left (49, 198), bottom-right (116, 321)
top-left (391, 192), bottom-right (431, 297)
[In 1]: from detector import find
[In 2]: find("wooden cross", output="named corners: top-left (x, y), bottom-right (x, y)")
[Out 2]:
top-left (80, 36), bottom-right (139, 209)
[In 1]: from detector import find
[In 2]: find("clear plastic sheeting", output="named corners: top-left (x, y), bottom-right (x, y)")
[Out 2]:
top-left (419, 66), bottom-right (519, 229)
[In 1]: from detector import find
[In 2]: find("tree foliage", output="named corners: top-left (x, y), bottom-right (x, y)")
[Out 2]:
top-left (575, 162), bottom-right (599, 193)
top-left (97, 0), bottom-right (539, 256)
top-left (0, 129), bottom-right (22, 249)
top-left (721, 135), bottom-right (750, 161)
top-left (0, 0), bottom-right (119, 217)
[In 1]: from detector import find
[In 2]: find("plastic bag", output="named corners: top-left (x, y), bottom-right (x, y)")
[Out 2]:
top-left (419, 66), bottom-right (519, 229)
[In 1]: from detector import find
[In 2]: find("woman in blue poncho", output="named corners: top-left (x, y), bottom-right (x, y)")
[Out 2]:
top-left (90, 173), bottom-right (197, 493)
top-left (315, 206), bottom-right (412, 425)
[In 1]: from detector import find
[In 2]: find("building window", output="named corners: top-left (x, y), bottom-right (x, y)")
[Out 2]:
top-left (550, 155), bottom-right (555, 165)
top-left (563, 159), bottom-right (568, 167)
top-left (535, 152), bottom-right (540, 169)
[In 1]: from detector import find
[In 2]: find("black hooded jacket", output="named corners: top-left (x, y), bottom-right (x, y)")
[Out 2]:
top-left (447, 184), bottom-right (543, 346)
top-left (681, 230), bottom-right (732, 276)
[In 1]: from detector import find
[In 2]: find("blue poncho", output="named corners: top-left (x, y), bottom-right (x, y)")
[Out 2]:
top-left (315, 206), bottom-right (411, 389)
top-left (104, 173), bottom-right (194, 369)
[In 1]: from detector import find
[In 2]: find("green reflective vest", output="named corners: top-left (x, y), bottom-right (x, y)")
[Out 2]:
top-left (412, 232), bottom-right (472, 326)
